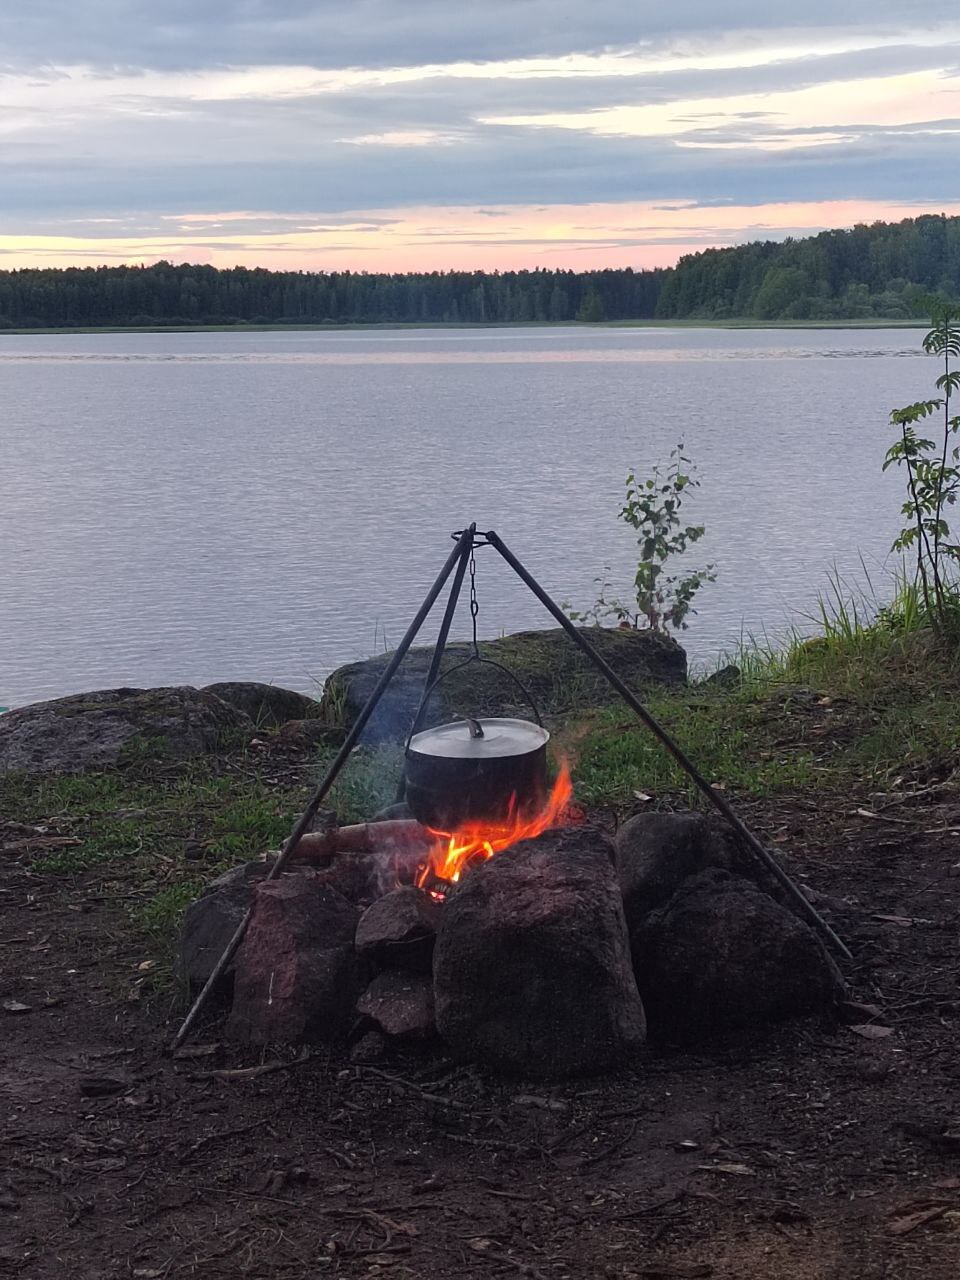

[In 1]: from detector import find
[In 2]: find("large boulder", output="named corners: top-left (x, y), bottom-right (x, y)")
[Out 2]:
top-left (320, 627), bottom-right (686, 745)
top-left (630, 869), bottom-right (846, 1044)
top-left (615, 811), bottom-right (739, 932)
top-left (227, 876), bottom-right (360, 1045)
top-left (0, 686), bottom-right (251, 776)
top-left (202, 682), bottom-right (320, 728)
top-left (433, 826), bottom-right (646, 1078)
top-left (177, 860), bottom-right (273, 994)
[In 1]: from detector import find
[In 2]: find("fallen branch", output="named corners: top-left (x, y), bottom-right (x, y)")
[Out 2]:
top-left (356, 1065), bottom-right (482, 1113)
top-left (196, 1048), bottom-right (311, 1081)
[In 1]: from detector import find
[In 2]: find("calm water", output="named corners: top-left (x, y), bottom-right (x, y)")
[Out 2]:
top-left (0, 325), bottom-right (930, 708)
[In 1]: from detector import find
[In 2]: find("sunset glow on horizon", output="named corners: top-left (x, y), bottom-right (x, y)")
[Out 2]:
top-left (1, 4), bottom-right (958, 272)
top-left (4, 199), bottom-right (960, 275)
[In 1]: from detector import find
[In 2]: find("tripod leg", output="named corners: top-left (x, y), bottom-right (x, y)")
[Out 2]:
top-left (486, 530), bottom-right (852, 962)
top-left (394, 526), bottom-right (475, 802)
top-left (170, 524), bottom-right (476, 1050)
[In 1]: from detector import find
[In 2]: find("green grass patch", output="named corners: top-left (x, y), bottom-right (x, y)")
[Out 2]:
top-left (574, 570), bottom-right (960, 812)
top-left (574, 691), bottom-right (819, 808)
top-left (6, 574), bottom-right (960, 987)
top-left (316, 744), bottom-right (405, 823)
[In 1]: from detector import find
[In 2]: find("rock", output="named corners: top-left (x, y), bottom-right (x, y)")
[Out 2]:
top-left (320, 627), bottom-right (686, 745)
top-left (273, 718), bottom-right (344, 749)
top-left (177, 860), bottom-right (273, 994)
top-left (355, 887), bottom-right (440, 973)
top-left (433, 826), bottom-right (646, 1078)
top-left (311, 855), bottom-right (386, 908)
top-left (0, 686), bottom-right (251, 776)
top-left (630, 869), bottom-right (846, 1044)
top-left (202, 682), bottom-right (320, 728)
top-left (701, 664), bottom-right (740, 689)
top-left (356, 971), bottom-right (436, 1041)
top-left (615, 811), bottom-right (738, 932)
top-left (350, 1030), bottom-right (390, 1064)
top-left (227, 876), bottom-right (360, 1045)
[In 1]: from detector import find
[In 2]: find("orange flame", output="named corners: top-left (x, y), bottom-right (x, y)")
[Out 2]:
top-left (415, 761), bottom-right (574, 890)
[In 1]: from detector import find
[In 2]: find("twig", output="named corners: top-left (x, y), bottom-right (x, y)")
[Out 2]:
top-left (356, 1065), bottom-right (482, 1113)
top-left (196, 1048), bottom-right (311, 1081)
top-left (465, 1241), bottom-right (550, 1280)
top-left (854, 808), bottom-right (915, 825)
top-left (322, 1145), bottom-right (359, 1170)
top-left (180, 1118), bottom-right (272, 1162)
top-left (605, 1191), bottom-right (687, 1223)
top-left (445, 1133), bottom-right (526, 1154)
top-left (578, 1119), bottom-right (639, 1168)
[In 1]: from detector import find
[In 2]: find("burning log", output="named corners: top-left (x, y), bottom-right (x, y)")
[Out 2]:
top-left (290, 764), bottom-right (577, 894)
top-left (291, 819), bottom-right (434, 862)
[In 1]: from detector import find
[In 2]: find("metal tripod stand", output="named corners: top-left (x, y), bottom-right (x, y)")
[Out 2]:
top-left (171, 522), bottom-right (850, 1050)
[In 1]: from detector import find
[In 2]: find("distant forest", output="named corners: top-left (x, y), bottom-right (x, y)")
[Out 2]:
top-left (1, 214), bottom-right (958, 328)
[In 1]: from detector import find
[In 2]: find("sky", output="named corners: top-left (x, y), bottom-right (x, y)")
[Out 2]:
top-left (2, 2), bottom-right (960, 272)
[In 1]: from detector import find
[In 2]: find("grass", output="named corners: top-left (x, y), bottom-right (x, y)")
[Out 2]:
top-left (0, 753), bottom-right (313, 976)
top-left (574, 573), bottom-right (960, 809)
top-left (6, 572), bottom-right (960, 989)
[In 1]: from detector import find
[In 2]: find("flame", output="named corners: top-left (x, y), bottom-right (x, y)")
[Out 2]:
top-left (415, 761), bottom-right (574, 891)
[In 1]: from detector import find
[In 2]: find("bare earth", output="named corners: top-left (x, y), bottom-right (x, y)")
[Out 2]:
top-left (2, 795), bottom-right (959, 1280)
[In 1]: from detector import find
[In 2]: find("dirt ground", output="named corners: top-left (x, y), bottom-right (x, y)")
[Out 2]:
top-left (3, 795), bottom-right (960, 1280)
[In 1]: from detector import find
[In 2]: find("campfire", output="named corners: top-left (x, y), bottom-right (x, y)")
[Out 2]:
top-left (415, 761), bottom-right (575, 893)
top-left (287, 759), bottom-right (577, 900)
top-left (172, 523), bottom-right (850, 1077)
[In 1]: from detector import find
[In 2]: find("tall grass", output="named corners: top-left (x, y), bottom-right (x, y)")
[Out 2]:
top-left (724, 560), bottom-right (949, 694)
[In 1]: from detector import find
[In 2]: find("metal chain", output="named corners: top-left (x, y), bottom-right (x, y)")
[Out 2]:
top-left (469, 545), bottom-right (480, 656)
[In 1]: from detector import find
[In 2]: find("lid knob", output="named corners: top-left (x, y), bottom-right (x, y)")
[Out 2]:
top-left (460, 715), bottom-right (485, 739)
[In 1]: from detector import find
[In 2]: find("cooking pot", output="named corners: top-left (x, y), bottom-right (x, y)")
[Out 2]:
top-left (404, 715), bottom-right (549, 831)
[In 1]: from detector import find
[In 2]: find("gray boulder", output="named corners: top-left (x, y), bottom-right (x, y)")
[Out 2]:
top-left (202, 682), bottom-right (320, 728)
top-left (355, 887), bottom-right (440, 973)
top-left (616, 811), bottom-right (739, 932)
top-left (320, 627), bottom-right (686, 745)
top-left (433, 826), bottom-right (646, 1078)
top-left (177, 860), bottom-right (273, 994)
top-left (0, 686), bottom-right (251, 776)
top-left (630, 869), bottom-right (846, 1044)
top-left (227, 875), bottom-right (360, 1045)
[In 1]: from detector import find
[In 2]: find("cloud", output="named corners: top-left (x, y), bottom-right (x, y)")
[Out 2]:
top-left (2, 3), bottom-right (958, 73)
top-left (2, 5), bottom-right (959, 269)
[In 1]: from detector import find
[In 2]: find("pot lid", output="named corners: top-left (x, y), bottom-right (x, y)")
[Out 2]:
top-left (409, 716), bottom-right (549, 760)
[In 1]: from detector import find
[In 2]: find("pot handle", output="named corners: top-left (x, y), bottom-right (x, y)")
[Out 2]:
top-left (405, 654), bottom-right (544, 750)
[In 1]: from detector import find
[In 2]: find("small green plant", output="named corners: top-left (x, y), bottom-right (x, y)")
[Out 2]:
top-left (570, 443), bottom-right (716, 632)
top-left (884, 300), bottom-right (960, 635)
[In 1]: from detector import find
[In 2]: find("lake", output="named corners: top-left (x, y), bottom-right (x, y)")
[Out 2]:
top-left (0, 324), bottom-right (930, 709)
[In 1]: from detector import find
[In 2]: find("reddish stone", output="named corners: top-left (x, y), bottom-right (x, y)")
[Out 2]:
top-left (355, 887), bottom-right (439, 972)
top-left (227, 875), bottom-right (359, 1045)
top-left (433, 826), bottom-right (646, 1078)
top-left (356, 971), bottom-right (436, 1041)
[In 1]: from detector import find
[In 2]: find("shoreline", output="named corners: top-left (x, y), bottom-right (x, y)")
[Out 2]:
top-left (0, 317), bottom-right (928, 336)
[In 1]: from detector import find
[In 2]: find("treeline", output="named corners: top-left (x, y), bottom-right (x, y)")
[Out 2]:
top-left (0, 264), bottom-right (664, 329)
top-left (0, 214), bottom-right (957, 328)
top-left (658, 213), bottom-right (960, 321)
